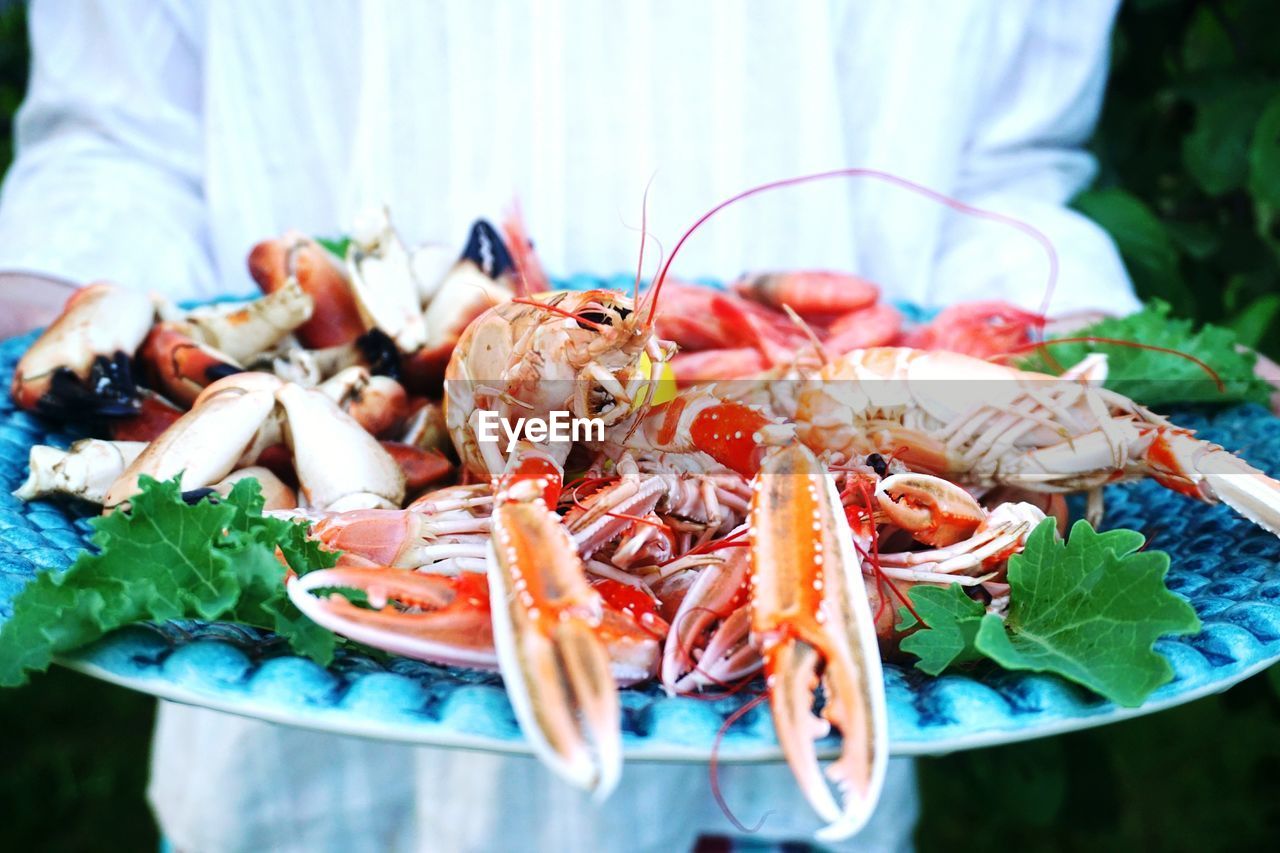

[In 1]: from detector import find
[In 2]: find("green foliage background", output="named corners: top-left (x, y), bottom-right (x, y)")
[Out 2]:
top-left (1, 1), bottom-right (1279, 850)
top-left (1082, 0), bottom-right (1280, 360)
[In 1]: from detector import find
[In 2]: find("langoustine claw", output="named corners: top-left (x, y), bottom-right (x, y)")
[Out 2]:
top-left (749, 444), bottom-right (887, 842)
top-left (288, 567), bottom-right (497, 668)
top-left (486, 446), bottom-right (624, 797)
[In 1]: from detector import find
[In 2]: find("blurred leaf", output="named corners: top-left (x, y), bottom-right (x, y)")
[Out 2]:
top-left (1073, 189), bottom-right (1178, 270)
top-left (1248, 91), bottom-right (1280, 207)
top-left (1228, 292), bottom-right (1280, 347)
top-left (315, 235), bottom-right (351, 258)
top-left (1182, 6), bottom-right (1235, 73)
top-left (1224, 271), bottom-right (1261, 313)
top-left (1182, 82), bottom-right (1274, 196)
top-left (1019, 299), bottom-right (1274, 405)
top-left (1165, 219), bottom-right (1221, 259)
top-left (1232, 0), bottom-right (1280, 73)
top-left (1073, 188), bottom-right (1194, 314)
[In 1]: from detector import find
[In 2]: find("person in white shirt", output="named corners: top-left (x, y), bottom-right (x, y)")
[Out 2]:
top-left (0, 1), bottom-right (1138, 850)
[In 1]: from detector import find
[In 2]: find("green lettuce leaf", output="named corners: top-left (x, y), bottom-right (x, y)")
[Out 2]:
top-left (899, 519), bottom-right (1202, 706)
top-left (0, 476), bottom-right (338, 687)
top-left (897, 583), bottom-right (986, 676)
top-left (1016, 299), bottom-right (1273, 406)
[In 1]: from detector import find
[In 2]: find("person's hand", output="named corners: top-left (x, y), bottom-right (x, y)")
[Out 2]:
top-left (0, 271), bottom-right (76, 337)
top-left (1252, 350), bottom-right (1280, 415)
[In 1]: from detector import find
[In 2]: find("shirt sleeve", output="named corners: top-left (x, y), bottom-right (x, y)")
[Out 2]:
top-left (0, 0), bottom-right (216, 300)
top-left (931, 0), bottom-right (1139, 317)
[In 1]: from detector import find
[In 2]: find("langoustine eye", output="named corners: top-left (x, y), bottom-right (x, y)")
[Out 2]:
top-left (575, 304), bottom-right (632, 331)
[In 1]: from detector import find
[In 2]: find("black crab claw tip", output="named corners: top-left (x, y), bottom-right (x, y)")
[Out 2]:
top-left (180, 487), bottom-right (218, 505)
top-left (356, 328), bottom-right (403, 381)
top-left (36, 353), bottom-right (142, 421)
top-left (203, 362), bottom-right (246, 383)
top-left (461, 219), bottom-right (515, 279)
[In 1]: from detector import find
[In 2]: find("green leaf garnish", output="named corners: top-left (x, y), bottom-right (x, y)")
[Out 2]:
top-left (315, 235), bottom-right (352, 259)
top-left (1017, 299), bottom-right (1274, 407)
top-left (0, 476), bottom-right (339, 687)
top-left (900, 519), bottom-right (1202, 707)
top-left (897, 583), bottom-right (987, 676)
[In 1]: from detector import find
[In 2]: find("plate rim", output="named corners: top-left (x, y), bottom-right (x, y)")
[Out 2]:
top-left (56, 647), bottom-right (1280, 761)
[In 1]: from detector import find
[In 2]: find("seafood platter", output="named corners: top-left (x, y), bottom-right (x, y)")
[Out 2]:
top-left (2, 173), bottom-right (1279, 840)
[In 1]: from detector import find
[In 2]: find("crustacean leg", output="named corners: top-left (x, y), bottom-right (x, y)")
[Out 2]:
top-left (430, 218), bottom-right (517, 313)
top-left (136, 281), bottom-right (316, 406)
top-left (795, 347), bottom-right (1280, 540)
top-left (347, 207), bottom-right (431, 353)
top-left (108, 390), bottom-right (185, 442)
top-left (204, 466), bottom-right (298, 511)
top-left (318, 366), bottom-right (414, 438)
top-left (103, 376), bottom-right (278, 509)
top-left (298, 445), bottom-right (663, 795)
top-left (660, 541), bottom-right (759, 694)
top-left (137, 322), bottom-right (244, 407)
top-left (1006, 417), bottom-right (1280, 536)
top-left (287, 468), bottom-right (664, 738)
top-left (405, 221), bottom-right (519, 389)
top-left (309, 486), bottom-right (493, 571)
top-left (346, 211), bottom-right (518, 391)
top-left (275, 382), bottom-right (405, 511)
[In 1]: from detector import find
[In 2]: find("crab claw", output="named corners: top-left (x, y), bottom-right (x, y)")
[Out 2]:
top-left (15, 439), bottom-right (146, 505)
top-left (287, 567), bottom-right (497, 669)
top-left (348, 207), bottom-right (430, 353)
top-left (749, 444), bottom-right (888, 842)
top-left (182, 278), bottom-right (314, 363)
top-left (138, 322), bottom-right (244, 407)
top-left (875, 472), bottom-right (985, 547)
top-left (104, 379), bottom-right (277, 510)
top-left (248, 232), bottom-right (367, 349)
top-left (660, 545), bottom-right (761, 694)
top-left (877, 501), bottom-right (1046, 577)
top-left (487, 498), bottom-right (622, 799)
top-left (11, 282), bottom-right (155, 417)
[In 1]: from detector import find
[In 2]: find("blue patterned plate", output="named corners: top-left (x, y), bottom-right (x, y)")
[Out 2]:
top-left (2, 305), bottom-right (1279, 761)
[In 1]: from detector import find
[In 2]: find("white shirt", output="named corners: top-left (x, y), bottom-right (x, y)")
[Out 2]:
top-left (0, 1), bottom-right (1136, 851)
